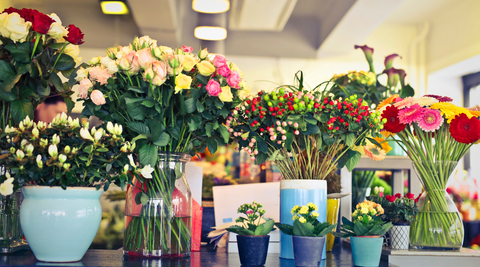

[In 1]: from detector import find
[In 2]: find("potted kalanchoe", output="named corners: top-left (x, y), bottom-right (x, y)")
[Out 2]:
top-left (275, 203), bottom-right (337, 267)
top-left (226, 201), bottom-right (275, 266)
top-left (333, 200), bottom-right (392, 267)
top-left (0, 113), bottom-right (140, 262)
top-left (368, 189), bottom-right (418, 249)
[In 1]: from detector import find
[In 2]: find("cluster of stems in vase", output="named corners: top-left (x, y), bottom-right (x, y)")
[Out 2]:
top-left (229, 72), bottom-right (386, 180)
top-left (377, 94), bottom-right (480, 248)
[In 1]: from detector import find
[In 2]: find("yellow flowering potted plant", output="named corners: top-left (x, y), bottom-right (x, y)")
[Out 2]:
top-left (333, 200), bottom-right (392, 267)
top-left (275, 203), bottom-right (337, 267)
top-left (0, 113), bottom-right (135, 262)
top-left (78, 36), bottom-right (249, 258)
top-left (225, 201), bottom-right (275, 266)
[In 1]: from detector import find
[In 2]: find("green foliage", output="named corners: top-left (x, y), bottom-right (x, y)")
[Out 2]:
top-left (275, 203), bottom-right (337, 237)
top-left (225, 201), bottom-right (275, 236)
top-left (368, 191), bottom-right (419, 224)
top-left (333, 216), bottom-right (392, 238)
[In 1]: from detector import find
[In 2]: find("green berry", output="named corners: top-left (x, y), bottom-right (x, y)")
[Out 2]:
top-left (293, 104), bottom-right (298, 110)
top-left (279, 88), bottom-right (285, 95)
top-left (264, 95), bottom-right (270, 101)
top-left (272, 95), bottom-right (278, 101)
top-left (294, 98), bottom-right (299, 103)
top-left (382, 118), bottom-right (387, 123)
top-left (268, 102), bottom-right (273, 107)
top-left (279, 97), bottom-right (284, 102)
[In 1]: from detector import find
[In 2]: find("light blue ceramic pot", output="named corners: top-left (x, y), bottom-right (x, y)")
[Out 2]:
top-left (279, 180), bottom-right (327, 260)
top-left (350, 236), bottom-right (384, 266)
top-left (20, 186), bottom-right (102, 262)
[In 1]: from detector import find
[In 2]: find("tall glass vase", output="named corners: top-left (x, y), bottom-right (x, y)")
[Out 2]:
top-left (124, 153), bottom-right (192, 258)
top-left (1, 190), bottom-right (28, 253)
top-left (410, 161), bottom-right (463, 250)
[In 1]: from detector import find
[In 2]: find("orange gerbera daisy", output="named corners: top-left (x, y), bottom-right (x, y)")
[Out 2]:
top-left (373, 137), bottom-right (392, 154)
top-left (376, 94), bottom-right (399, 111)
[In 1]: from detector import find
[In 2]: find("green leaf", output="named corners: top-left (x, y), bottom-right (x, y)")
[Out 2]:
top-left (135, 192), bottom-right (149, 205)
top-left (322, 132), bottom-right (336, 146)
top-left (48, 42), bottom-right (67, 49)
top-left (196, 101), bottom-right (204, 113)
top-left (0, 85), bottom-right (17, 101)
top-left (96, 147), bottom-right (109, 152)
top-left (1, 73), bottom-right (21, 92)
top-left (187, 117), bottom-right (201, 131)
top-left (214, 99), bottom-right (223, 109)
top-left (301, 124), bottom-right (319, 135)
top-left (292, 220), bottom-right (314, 236)
top-left (131, 134), bottom-right (150, 143)
top-left (0, 61), bottom-right (16, 81)
top-left (153, 132), bottom-right (170, 147)
top-left (5, 43), bottom-right (30, 64)
top-left (16, 63), bottom-right (31, 75)
top-left (218, 124), bottom-right (229, 144)
top-left (205, 123), bottom-right (213, 137)
top-left (259, 219), bottom-right (275, 235)
top-left (64, 97), bottom-right (75, 114)
top-left (147, 120), bottom-right (164, 141)
top-left (274, 223), bottom-right (294, 235)
top-left (167, 126), bottom-right (180, 140)
top-left (367, 137), bottom-right (382, 148)
top-left (399, 84), bottom-right (415, 98)
top-left (83, 145), bottom-right (93, 154)
top-left (127, 122), bottom-right (150, 135)
top-left (348, 122), bottom-right (361, 132)
top-left (49, 71), bottom-right (64, 92)
top-left (346, 150), bottom-right (361, 172)
top-left (141, 100), bottom-right (155, 108)
top-left (125, 97), bottom-right (146, 120)
top-left (10, 98), bottom-right (33, 124)
top-left (206, 138), bottom-right (217, 154)
top-left (254, 224), bottom-right (265, 236)
top-left (226, 226), bottom-right (254, 236)
top-left (353, 221), bottom-right (370, 236)
top-left (51, 54), bottom-right (75, 71)
top-left (256, 137), bottom-right (268, 154)
top-left (195, 74), bottom-right (208, 85)
top-left (316, 223), bottom-right (337, 237)
top-left (128, 86), bottom-right (146, 94)
top-left (139, 144), bottom-right (158, 167)
top-left (185, 98), bottom-right (197, 114)
top-left (346, 133), bottom-right (355, 147)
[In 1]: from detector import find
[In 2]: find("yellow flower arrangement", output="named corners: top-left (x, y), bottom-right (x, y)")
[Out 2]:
top-left (430, 102), bottom-right (478, 123)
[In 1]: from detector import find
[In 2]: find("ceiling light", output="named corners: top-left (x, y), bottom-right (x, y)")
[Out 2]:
top-left (100, 1), bottom-right (129, 15)
top-left (192, 0), bottom-right (230, 14)
top-left (194, 26), bottom-right (227, 40)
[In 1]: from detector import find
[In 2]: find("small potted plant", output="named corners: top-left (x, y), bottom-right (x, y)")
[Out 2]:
top-left (226, 201), bottom-right (275, 266)
top-left (333, 200), bottom-right (392, 267)
top-left (369, 191), bottom-right (418, 249)
top-left (275, 203), bottom-right (337, 267)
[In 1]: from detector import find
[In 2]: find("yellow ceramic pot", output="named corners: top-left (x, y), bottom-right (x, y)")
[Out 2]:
top-left (326, 198), bottom-right (340, 252)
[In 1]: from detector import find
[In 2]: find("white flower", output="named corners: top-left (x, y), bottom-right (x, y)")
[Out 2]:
top-left (47, 13), bottom-right (68, 40)
top-left (52, 134), bottom-right (60, 145)
top-left (106, 122), bottom-right (114, 134)
top-left (80, 127), bottom-right (94, 141)
top-left (15, 149), bottom-right (25, 161)
top-left (59, 154), bottom-right (67, 164)
top-left (94, 130), bottom-right (102, 141)
top-left (25, 144), bottom-right (34, 156)
top-left (32, 127), bottom-right (39, 138)
top-left (128, 154), bottom-right (135, 167)
top-left (0, 177), bottom-right (14, 196)
top-left (140, 165), bottom-right (154, 179)
top-left (48, 144), bottom-right (58, 159)
top-left (36, 155), bottom-right (43, 168)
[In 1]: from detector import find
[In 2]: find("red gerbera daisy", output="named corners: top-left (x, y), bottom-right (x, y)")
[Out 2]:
top-left (381, 105), bottom-right (406, 133)
top-left (449, 113), bottom-right (480, 144)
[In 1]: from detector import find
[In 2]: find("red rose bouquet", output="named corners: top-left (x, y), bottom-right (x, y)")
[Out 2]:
top-left (377, 95), bottom-right (480, 249)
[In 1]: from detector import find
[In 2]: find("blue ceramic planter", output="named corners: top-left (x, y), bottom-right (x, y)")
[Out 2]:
top-left (237, 235), bottom-right (270, 266)
top-left (279, 180), bottom-right (327, 259)
top-left (20, 186), bottom-right (102, 262)
top-left (350, 236), bottom-right (384, 267)
top-left (292, 235), bottom-right (325, 267)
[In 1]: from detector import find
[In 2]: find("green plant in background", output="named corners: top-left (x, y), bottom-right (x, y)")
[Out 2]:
top-left (329, 45), bottom-right (415, 107)
top-left (352, 170), bottom-right (377, 212)
top-left (226, 201), bottom-right (275, 236)
top-left (334, 200), bottom-right (392, 238)
top-left (275, 203), bottom-right (337, 237)
top-left (368, 188), bottom-right (419, 224)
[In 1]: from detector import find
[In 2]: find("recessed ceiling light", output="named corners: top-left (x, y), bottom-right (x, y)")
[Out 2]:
top-left (194, 26), bottom-right (227, 41)
top-left (192, 0), bottom-right (230, 14)
top-left (100, 1), bottom-right (129, 15)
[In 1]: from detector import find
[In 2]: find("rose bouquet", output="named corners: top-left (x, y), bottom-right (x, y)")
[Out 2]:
top-left (77, 36), bottom-right (249, 257)
top-left (377, 94), bottom-right (480, 249)
top-left (0, 7), bottom-right (84, 129)
top-left (229, 72), bottom-right (385, 181)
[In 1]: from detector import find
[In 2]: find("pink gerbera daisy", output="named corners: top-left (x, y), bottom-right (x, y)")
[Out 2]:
top-left (399, 104), bottom-right (425, 124)
top-left (394, 97), bottom-right (415, 109)
top-left (417, 109), bottom-right (443, 132)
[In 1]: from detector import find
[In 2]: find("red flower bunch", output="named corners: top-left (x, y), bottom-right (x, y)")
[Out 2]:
top-left (449, 113), bottom-right (480, 144)
top-left (65, 24), bottom-right (85, 45)
top-left (3, 7), bottom-right (54, 34)
top-left (381, 105), bottom-right (405, 133)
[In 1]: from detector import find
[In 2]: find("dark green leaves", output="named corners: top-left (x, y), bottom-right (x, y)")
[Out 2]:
top-left (185, 98), bottom-right (196, 113)
top-left (5, 43), bottom-right (31, 64)
top-left (10, 98), bottom-right (34, 124)
top-left (292, 220), bottom-right (315, 236)
top-left (139, 144), bottom-right (158, 167)
top-left (51, 54), bottom-right (75, 71)
top-left (206, 138), bottom-right (217, 154)
top-left (399, 84), bottom-right (415, 98)
top-left (346, 150), bottom-right (361, 172)
top-left (153, 132), bottom-right (170, 147)
top-left (127, 122), bottom-right (150, 135)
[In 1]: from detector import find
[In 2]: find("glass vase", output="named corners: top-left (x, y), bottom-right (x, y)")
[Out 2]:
top-left (1, 190), bottom-right (28, 253)
top-left (124, 153), bottom-right (192, 258)
top-left (409, 161), bottom-right (463, 250)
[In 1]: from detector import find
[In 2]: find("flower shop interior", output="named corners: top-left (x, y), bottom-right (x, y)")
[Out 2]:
top-left (2, 0), bottom-right (480, 266)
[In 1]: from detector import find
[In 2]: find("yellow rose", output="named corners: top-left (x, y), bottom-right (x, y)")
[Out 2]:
top-left (299, 217), bottom-right (306, 223)
top-left (182, 54), bottom-right (197, 72)
top-left (218, 86), bottom-right (233, 102)
top-left (198, 48), bottom-right (209, 59)
top-left (237, 86), bottom-right (251, 101)
top-left (197, 61), bottom-right (215, 76)
top-left (298, 205), bottom-right (309, 215)
top-left (63, 44), bottom-right (81, 64)
top-left (175, 73), bottom-right (192, 94)
top-left (3, 13), bottom-right (31, 42)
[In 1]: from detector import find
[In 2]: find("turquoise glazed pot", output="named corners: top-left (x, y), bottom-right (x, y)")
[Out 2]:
top-left (279, 180), bottom-right (327, 260)
top-left (350, 236), bottom-right (384, 267)
top-left (20, 186), bottom-right (102, 262)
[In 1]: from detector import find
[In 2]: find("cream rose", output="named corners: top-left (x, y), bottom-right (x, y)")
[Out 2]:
top-left (47, 13), bottom-right (68, 40)
top-left (101, 56), bottom-right (118, 74)
top-left (0, 13), bottom-right (10, 39)
top-left (218, 86), bottom-right (233, 102)
top-left (75, 67), bottom-right (89, 81)
top-left (181, 54), bottom-right (197, 72)
top-left (90, 90), bottom-right (106, 106)
top-left (89, 56), bottom-right (102, 65)
top-left (143, 61), bottom-right (167, 86)
top-left (4, 13), bottom-right (31, 42)
top-left (117, 51), bottom-right (140, 75)
top-left (175, 74), bottom-right (192, 94)
top-left (197, 61), bottom-right (215, 76)
top-left (64, 44), bottom-right (81, 64)
top-left (237, 85), bottom-right (252, 101)
top-left (78, 78), bottom-right (93, 99)
top-left (137, 48), bottom-right (156, 69)
top-left (138, 36), bottom-right (157, 48)
top-left (198, 48), bottom-right (209, 60)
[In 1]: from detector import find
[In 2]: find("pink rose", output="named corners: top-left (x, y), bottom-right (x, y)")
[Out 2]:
top-left (227, 70), bottom-right (242, 89)
top-left (212, 55), bottom-right (227, 68)
top-left (137, 48), bottom-right (156, 69)
top-left (143, 61), bottom-right (168, 86)
top-left (90, 90), bottom-right (106, 106)
top-left (206, 79), bottom-right (221, 96)
top-left (78, 78), bottom-right (93, 99)
top-left (118, 51), bottom-right (140, 75)
top-left (217, 65), bottom-right (230, 78)
top-left (181, 45), bottom-right (193, 53)
top-left (88, 66), bottom-right (102, 81)
top-left (96, 68), bottom-right (113, 85)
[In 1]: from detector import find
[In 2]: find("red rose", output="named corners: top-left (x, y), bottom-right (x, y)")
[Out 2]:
top-left (379, 192), bottom-right (384, 197)
top-left (386, 195), bottom-right (395, 202)
top-left (17, 8), bottom-right (36, 22)
top-left (2, 7), bottom-right (20, 14)
top-left (405, 193), bottom-right (414, 199)
top-left (395, 193), bottom-right (402, 199)
top-left (414, 194), bottom-right (421, 203)
top-left (31, 10), bottom-right (54, 34)
top-left (65, 24), bottom-right (85, 45)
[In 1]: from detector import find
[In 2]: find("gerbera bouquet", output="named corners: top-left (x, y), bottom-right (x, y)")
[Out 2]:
top-left (377, 94), bottom-right (480, 249)
top-left (229, 72), bottom-right (385, 181)
top-left (77, 36), bottom-right (249, 257)
top-left (0, 7), bottom-right (84, 129)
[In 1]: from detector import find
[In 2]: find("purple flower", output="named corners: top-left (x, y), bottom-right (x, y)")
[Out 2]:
top-left (383, 68), bottom-right (406, 87)
top-left (423, 94), bottom-right (453, 103)
top-left (355, 44), bottom-right (375, 73)
top-left (384, 54), bottom-right (401, 70)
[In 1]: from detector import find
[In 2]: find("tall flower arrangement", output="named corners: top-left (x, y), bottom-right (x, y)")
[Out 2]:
top-left (0, 7), bottom-right (84, 129)
top-left (78, 36), bottom-right (249, 257)
top-left (229, 72), bottom-right (385, 181)
top-left (377, 94), bottom-right (480, 249)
